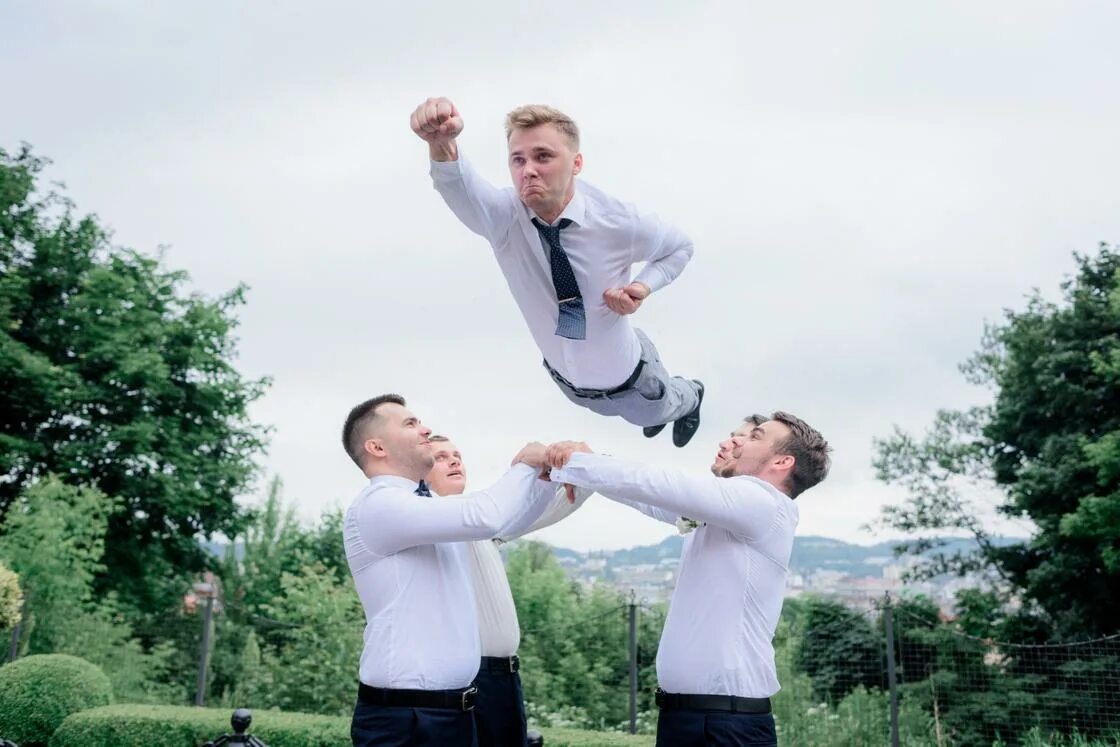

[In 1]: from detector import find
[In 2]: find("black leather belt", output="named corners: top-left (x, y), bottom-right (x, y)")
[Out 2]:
top-left (480, 655), bottom-right (520, 674)
top-left (543, 358), bottom-right (645, 399)
top-left (655, 688), bottom-right (771, 714)
top-left (358, 683), bottom-right (477, 711)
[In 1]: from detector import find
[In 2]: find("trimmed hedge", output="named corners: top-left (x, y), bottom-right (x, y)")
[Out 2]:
top-left (51, 705), bottom-right (348, 746)
top-left (0, 654), bottom-right (113, 746)
top-left (539, 728), bottom-right (654, 746)
top-left (51, 704), bottom-right (655, 746)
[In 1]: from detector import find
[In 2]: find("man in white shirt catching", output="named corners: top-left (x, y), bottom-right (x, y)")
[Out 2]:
top-left (543, 412), bottom-right (831, 746)
top-left (425, 435), bottom-right (592, 747)
top-left (410, 97), bottom-right (705, 447)
top-left (341, 394), bottom-right (556, 746)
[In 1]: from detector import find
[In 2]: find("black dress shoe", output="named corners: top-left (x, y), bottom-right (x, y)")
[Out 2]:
top-left (643, 423), bottom-right (667, 438)
top-left (672, 380), bottom-right (705, 448)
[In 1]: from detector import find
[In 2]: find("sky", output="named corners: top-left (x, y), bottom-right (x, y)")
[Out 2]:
top-left (3, 1), bottom-right (1119, 551)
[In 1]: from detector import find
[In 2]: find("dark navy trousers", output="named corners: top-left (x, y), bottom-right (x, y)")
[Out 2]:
top-left (351, 700), bottom-right (478, 747)
top-left (472, 665), bottom-right (528, 747)
top-left (656, 708), bottom-right (778, 746)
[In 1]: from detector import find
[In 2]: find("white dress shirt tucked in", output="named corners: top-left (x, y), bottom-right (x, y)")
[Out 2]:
top-left (343, 465), bottom-right (542, 690)
top-left (430, 156), bottom-right (694, 390)
top-left (552, 453), bottom-right (798, 698)
top-left (465, 484), bottom-right (593, 657)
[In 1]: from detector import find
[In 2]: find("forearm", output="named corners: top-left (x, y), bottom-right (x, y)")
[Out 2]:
top-left (501, 485), bottom-right (594, 541)
top-left (429, 140), bottom-right (459, 162)
top-left (551, 453), bottom-right (775, 538)
top-left (366, 464), bottom-right (539, 554)
top-left (633, 243), bottom-right (692, 292)
top-left (604, 493), bottom-right (677, 525)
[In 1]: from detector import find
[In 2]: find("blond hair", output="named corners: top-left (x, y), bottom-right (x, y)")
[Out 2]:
top-left (505, 105), bottom-right (580, 149)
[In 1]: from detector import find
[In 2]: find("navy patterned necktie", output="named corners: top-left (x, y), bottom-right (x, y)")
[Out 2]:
top-left (414, 480), bottom-right (432, 497)
top-left (532, 217), bottom-right (586, 340)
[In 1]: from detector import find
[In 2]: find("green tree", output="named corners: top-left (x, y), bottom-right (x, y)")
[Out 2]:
top-left (0, 477), bottom-right (180, 702)
top-left (506, 541), bottom-right (662, 731)
top-left (258, 564), bottom-right (364, 716)
top-left (875, 244), bottom-right (1120, 637)
top-left (0, 145), bottom-right (269, 617)
top-left (208, 479), bottom-right (351, 712)
top-left (0, 561), bottom-right (21, 630)
top-left (793, 596), bottom-right (884, 702)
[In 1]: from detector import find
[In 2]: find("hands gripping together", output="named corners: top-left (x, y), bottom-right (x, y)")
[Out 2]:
top-left (511, 441), bottom-right (593, 503)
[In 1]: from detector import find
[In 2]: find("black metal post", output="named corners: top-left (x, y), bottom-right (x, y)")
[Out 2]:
top-left (629, 590), bottom-right (638, 735)
top-left (7, 598), bottom-right (26, 663)
top-left (883, 599), bottom-right (900, 747)
top-left (195, 586), bottom-right (216, 706)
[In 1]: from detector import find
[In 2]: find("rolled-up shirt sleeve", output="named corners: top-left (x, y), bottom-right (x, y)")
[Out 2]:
top-left (551, 453), bottom-right (781, 541)
top-left (359, 464), bottom-right (539, 556)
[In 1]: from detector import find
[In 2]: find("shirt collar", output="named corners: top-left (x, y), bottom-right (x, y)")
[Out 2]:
top-left (368, 474), bottom-right (433, 495)
top-left (528, 183), bottom-right (586, 228)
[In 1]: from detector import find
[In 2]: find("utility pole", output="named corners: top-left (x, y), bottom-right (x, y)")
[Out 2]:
top-left (194, 580), bottom-right (217, 707)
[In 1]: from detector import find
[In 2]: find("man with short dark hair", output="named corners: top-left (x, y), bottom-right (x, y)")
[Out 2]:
top-left (425, 435), bottom-right (592, 747)
top-left (543, 412), bottom-right (831, 746)
top-left (410, 97), bottom-right (704, 447)
top-left (341, 394), bottom-right (554, 747)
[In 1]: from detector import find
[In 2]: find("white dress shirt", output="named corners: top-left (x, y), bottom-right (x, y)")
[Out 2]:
top-left (430, 156), bottom-right (694, 390)
top-left (343, 464), bottom-right (545, 689)
top-left (552, 453), bottom-right (798, 698)
top-left (464, 485), bottom-right (593, 657)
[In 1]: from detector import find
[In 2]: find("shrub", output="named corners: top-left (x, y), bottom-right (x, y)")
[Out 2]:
top-left (51, 705), bottom-right (348, 747)
top-left (539, 728), bottom-right (654, 746)
top-left (0, 654), bottom-right (113, 745)
top-left (51, 704), bottom-right (656, 747)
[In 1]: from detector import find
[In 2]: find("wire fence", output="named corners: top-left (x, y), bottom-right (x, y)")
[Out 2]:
top-left (776, 595), bottom-right (1120, 747)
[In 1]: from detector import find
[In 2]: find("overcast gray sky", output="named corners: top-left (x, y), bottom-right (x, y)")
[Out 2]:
top-left (4, 1), bottom-right (1118, 551)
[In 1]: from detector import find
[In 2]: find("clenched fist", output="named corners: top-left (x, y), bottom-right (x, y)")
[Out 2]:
top-left (410, 97), bottom-right (464, 145)
top-left (603, 282), bottom-right (650, 315)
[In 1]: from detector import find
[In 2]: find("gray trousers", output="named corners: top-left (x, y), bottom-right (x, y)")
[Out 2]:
top-left (543, 329), bottom-right (700, 428)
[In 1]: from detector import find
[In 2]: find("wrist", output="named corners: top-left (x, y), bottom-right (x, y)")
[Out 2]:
top-left (429, 140), bottom-right (459, 162)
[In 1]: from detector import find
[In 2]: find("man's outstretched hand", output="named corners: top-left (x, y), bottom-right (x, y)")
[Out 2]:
top-left (603, 282), bottom-right (650, 315)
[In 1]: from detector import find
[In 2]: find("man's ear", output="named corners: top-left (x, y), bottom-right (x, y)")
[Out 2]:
top-left (774, 454), bottom-right (794, 472)
top-left (572, 152), bottom-right (583, 176)
top-left (364, 438), bottom-right (385, 460)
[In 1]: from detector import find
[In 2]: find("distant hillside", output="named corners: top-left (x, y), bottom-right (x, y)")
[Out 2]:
top-left (548, 534), bottom-right (1026, 577)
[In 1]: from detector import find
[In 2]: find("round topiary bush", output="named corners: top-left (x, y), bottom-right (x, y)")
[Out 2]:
top-left (0, 653), bottom-right (113, 745)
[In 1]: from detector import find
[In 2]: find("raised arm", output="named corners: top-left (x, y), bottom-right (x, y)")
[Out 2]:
top-left (358, 461), bottom-right (541, 556)
top-left (411, 96), bottom-right (516, 241)
top-left (550, 451), bottom-right (783, 541)
top-left (497, 482), bottom-right (595, 542)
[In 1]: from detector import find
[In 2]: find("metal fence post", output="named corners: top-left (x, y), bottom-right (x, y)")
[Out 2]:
top-left (7, 598), bottom-right (26, 663)
top-left (194, 582), bottom-right (216, 706)
top-left (628, 589), bottom-right (638, 735)
top-left (883, 596), bottom-right (900, 747)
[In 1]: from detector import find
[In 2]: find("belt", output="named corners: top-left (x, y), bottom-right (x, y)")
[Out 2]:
top-left (480, 655), bottom-right (520, 674)
top-left (655, 688), bottom-right (771, 714)
top-left (544, 358), bottom-right (645, 399)
top-left (358, 683), bottom-right (477, 711)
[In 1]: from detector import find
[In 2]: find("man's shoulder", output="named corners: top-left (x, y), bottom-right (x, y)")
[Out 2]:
top-left (577, 180), bottom-right (639, 222)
